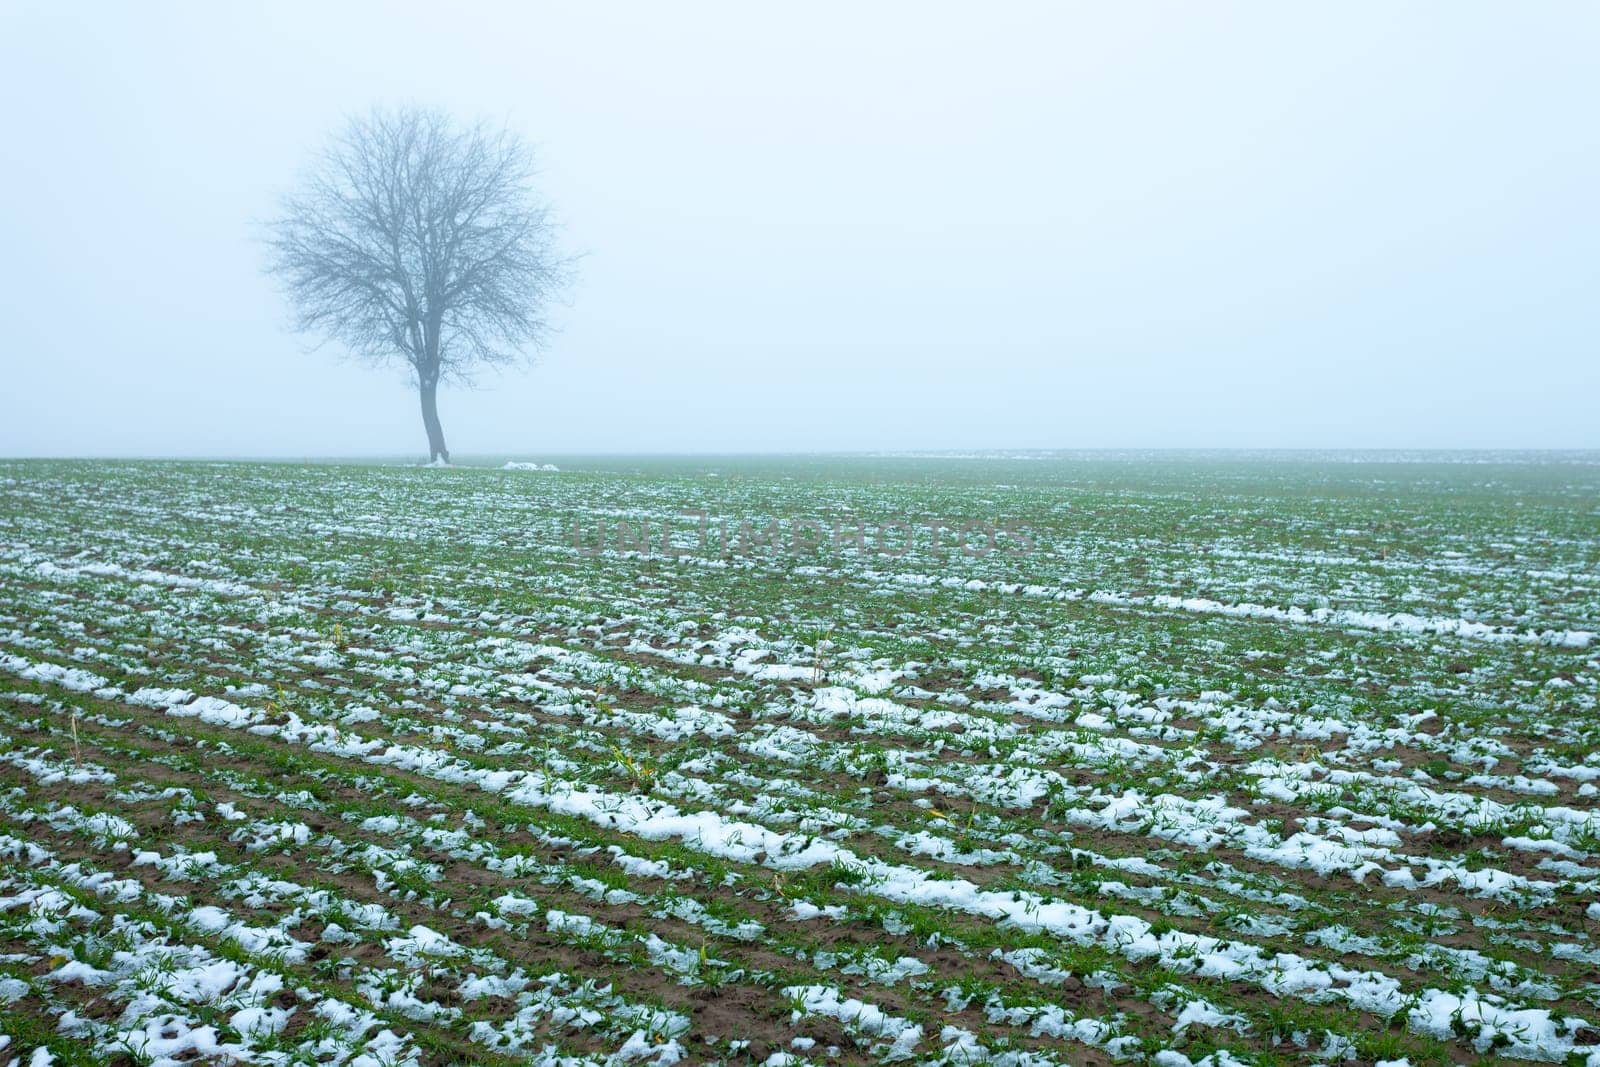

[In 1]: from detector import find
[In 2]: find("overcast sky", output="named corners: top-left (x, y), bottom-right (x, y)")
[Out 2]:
top-left (2, 3), bottom-right (1596, 456)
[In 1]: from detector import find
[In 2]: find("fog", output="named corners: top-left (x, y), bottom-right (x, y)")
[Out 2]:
top-left (2, 2), bottom-right (1596, 457)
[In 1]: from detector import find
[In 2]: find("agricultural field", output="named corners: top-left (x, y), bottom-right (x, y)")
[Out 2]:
top-left (0, 453), bottom-right (1598, 1067)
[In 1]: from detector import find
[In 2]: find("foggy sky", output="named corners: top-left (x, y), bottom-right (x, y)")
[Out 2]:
top-left (2, 2), bottom-right (1596, 457)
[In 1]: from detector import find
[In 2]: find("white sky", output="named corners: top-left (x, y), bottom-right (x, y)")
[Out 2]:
top-left (1, 2), bottom-right (1596, 456)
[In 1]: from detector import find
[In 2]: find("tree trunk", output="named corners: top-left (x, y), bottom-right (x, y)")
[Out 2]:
top-left (419, 381), bottom-right (450, 464)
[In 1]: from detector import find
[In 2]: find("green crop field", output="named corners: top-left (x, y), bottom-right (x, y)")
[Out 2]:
top-left (1, 454), bottom-right (1597, 1066)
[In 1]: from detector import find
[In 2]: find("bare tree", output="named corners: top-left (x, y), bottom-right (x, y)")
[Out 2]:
top-left (265, 105), bottom-right (572, 463)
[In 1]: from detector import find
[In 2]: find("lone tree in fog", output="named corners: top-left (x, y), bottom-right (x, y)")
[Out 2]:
top-left (265, 105), bottom-right (571, 463)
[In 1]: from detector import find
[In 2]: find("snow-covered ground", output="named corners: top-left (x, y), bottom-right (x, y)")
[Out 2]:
top-left (0, 454), bottom-right (1595, 1065)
